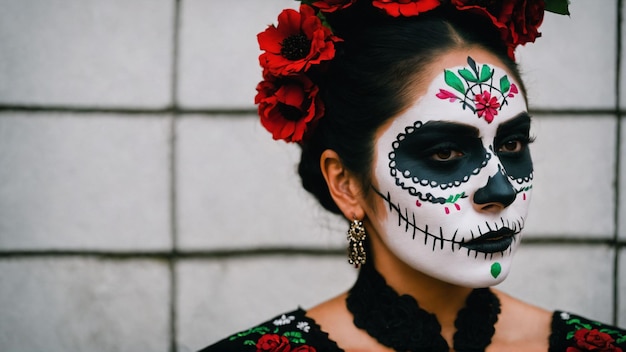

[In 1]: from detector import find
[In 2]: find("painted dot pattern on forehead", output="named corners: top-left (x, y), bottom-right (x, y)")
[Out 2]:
top-left (435, 56), bottom-right (519, 124)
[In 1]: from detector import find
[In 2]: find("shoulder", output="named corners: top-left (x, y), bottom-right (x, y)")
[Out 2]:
top-left (549, 311), bottom-right (626, 352)
top-left (198, 308), bottom-right (343, 352)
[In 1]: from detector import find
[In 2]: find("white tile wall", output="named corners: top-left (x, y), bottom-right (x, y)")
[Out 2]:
top-left (0, 0), bottom-right (174, 108)
top-left (0, 258), bottom-right (170, 351)
top-left (176, 115), bottom-right (346, 250)
top-left (0, 113), bottom-right (172, 250)
top-left (0, 0), bottom-right (623, 351)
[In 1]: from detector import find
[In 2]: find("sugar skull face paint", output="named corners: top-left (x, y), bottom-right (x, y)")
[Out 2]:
top-left (371, 56), bottom-right (533, 287)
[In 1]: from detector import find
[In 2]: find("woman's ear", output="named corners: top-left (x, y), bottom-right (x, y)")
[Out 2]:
top-left (320, 149), bottom-right (366, 220)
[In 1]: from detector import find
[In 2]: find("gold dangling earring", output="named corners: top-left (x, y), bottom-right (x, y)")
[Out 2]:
top-left (347, 218), bottom-right (366, 268)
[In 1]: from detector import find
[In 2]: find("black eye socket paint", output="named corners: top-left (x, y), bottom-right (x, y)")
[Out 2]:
top-left (493, 113), bottom-right (534, 180)
top-left (390, 120), bottom-right (490, 189)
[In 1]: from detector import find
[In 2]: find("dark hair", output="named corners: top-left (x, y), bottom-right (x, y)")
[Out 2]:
top-left (297, 3), bottom-right (524, 215)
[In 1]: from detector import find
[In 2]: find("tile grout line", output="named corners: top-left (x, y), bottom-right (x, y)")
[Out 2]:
top-left (169, 0), bottom-right (183, 351)
top-left (613, 0), bottom-right (623, 327)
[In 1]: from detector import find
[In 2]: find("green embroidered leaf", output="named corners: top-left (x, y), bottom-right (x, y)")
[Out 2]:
top-left (244, 340), bottom-right (256, 346)
top-left (479, 64), bottom-right (493, 82)
top-left (458, 68), bottom-right (478, 82)
top-left (500, 75), bottom-right (511, 94)
top-left (566, 319), bottom-right (582, 325)
top-left (600, 328), bottom-right (621, 335)
top-left (284, 332), bottom-right (306, 344)
top-left (444, 70), bottom-right (466, 94)
top-left (581, 323), bottom-right (594, 330)
top-left (616, 335), bottom-right (626, 344)
top-left (545, 0), bottom-right (570, 15)
top-left (566, 331), bottom-right (575, 340)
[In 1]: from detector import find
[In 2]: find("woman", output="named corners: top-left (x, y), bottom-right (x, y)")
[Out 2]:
top-left (201, 1), bottom-right (626, 351)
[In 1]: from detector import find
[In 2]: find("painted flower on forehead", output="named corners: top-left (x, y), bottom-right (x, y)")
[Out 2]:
top-left (474, 91), bottom-right (500, 123)
top-left (435, 56), bottom-right (518, 123)
top-left (372, 0), bottom-right (441, 17)
top-left (311, 0), bottom-right (356, 12)
top-left (257, 4), bottom-right (342, 76)
top-left (255, 73), bottom-right (324, 143)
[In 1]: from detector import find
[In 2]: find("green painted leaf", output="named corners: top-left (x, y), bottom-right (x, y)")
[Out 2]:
top-left (490, 262), bottom-right (501, 278)
top-left (545, 0), bottom-right (570, 15)
top-left (458, 68), bottom-right (478, 82)
top-left (499, 75), bottom-right (511, 93)
top-left (446, 194), bottom-right (454, 203)
top-left (479, 64), bottom-right (493, 82)
top-left (444, 70), bottom-right (465, 94)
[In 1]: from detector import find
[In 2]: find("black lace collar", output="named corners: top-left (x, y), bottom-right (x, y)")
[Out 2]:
top-left (346, 262), bottom-right (500, 352)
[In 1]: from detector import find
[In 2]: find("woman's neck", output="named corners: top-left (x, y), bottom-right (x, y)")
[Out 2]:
top-left (368, 230), bottom-right (473, 343)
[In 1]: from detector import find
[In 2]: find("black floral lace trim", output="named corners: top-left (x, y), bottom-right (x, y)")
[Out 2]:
top-left (346, 262), bottom-right (500, 352)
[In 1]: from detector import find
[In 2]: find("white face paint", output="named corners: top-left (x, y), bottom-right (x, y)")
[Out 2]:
top-left (372, 56), bottom-right (533, 287)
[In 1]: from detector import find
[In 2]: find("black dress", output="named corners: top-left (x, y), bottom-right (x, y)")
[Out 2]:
top-left (200, 308), bottom-right (626, 352)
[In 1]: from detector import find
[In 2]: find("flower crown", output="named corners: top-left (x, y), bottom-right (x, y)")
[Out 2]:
top-left (255, 0), bottom-right (570, 143)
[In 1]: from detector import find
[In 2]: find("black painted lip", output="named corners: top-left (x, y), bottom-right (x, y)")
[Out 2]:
top-left (460, 228), bottom-right (516, 253)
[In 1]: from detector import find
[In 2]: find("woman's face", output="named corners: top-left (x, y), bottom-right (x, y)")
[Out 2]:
top-left (367, 49), bottom-right (532, 287)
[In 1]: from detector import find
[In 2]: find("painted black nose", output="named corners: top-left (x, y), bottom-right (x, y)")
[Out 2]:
top-left (473, 166), bottom-right (517, 208)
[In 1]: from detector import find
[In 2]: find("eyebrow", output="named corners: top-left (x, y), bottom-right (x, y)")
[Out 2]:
top-left (496, 112), bottom-right (531, 135)
top-left (417, 120), bottom-right (480, 137)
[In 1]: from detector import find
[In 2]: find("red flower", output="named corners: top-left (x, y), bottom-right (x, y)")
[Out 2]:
top-left (255, 73), bottom-right (324, 143)
top-left (256, 334), bottom-right (292, 352)
top-left (474, 91), bottom-right (500, 123)
top-left (257, 4), bottom-right (341, 76)
top-left (312, 0), bottom-right (356, 12)
top-left (292, 346), bottom-right (317, 352)
top-left (450, 0), bottom-right (545, 60)
top-left (372, 0), bottom-right (441, 17)
top-left (566, 329), bottom-right (623, 352)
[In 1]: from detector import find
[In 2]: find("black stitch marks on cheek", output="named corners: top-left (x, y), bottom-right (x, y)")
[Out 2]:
top-left (371, 186), bottom-right (524, 256)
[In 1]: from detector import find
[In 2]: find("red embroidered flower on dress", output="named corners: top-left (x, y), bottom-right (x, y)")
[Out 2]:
top-left (372, 0), bottom-right (441, 17)
top-left (255, 73), bottom-right (324, 143)
top-left (474, 91), bottom-right (500, 123)
top-left (566, 329), bottom-right (624, 352)
top-left (258, 4), bottom-right (342, 76)
top-left (450, 0), bottom-right (545, 60)
top-left (312, 0), bottom-right (356, 12)
top-left (256, 334), bottom-right (291, 352)
top-left (255, 333), bottom-right (317, 352)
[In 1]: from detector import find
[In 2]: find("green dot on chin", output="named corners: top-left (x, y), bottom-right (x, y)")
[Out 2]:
top-left (491, 262), bottom-right (502, 278)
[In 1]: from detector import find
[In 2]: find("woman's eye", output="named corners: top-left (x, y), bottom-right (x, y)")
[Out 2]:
top-left (431, 148), bottom-right (464, 161)
top-left (498, 140), bottom-right (523, 153)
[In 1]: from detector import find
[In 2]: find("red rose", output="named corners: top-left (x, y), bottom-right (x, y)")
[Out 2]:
top-left (255, 73), bottom-right (324, 143)
top-left (372, 0), bottom-right (441, 17)
top-left (256, 333), bottom-right (292, 352)
top-left (312, 0), bottom-right (356, 12)
top-left (291, 345), bottom-right (317, 352)
top-left (257, 4), bottom-right (341, 76)
top-left (566, 328), bottom-right (623, 352)
top-left (451, 0), bottom-right (544, 60)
